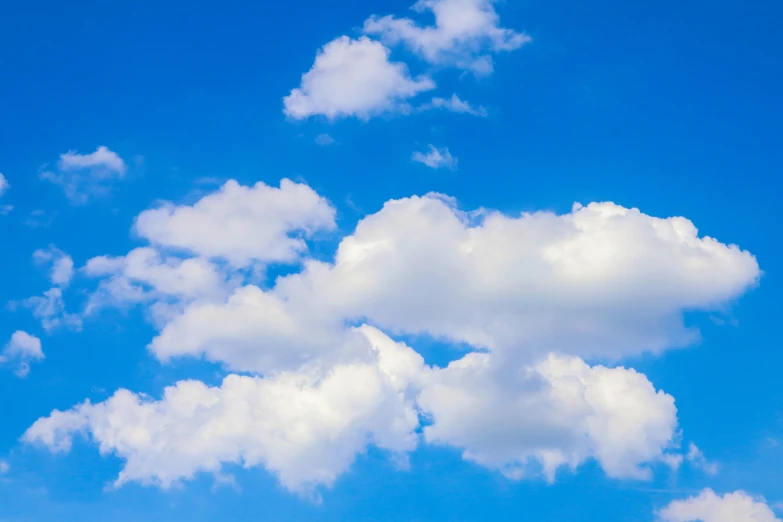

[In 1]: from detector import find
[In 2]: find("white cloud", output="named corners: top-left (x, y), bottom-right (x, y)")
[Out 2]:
top-left (685, 442), bottom-right (720, 476)
top-left (134, 179), bottom-right (336, 268)
top-left (1, 331), bottom-right (44, 378)
top-left (283, 36), bottom-right (435, 120)
top-left (364, 0), bottom-right (530, 75)
top-left (24, 333), bottom-right (419, 496)
top-left (418, 351), bottom-right (679, 481)
top-left (412, 145), bottom-right (457, 169)
top-left (425, 94), bottom-right (487, 116)
top-left (40, 146), bottom-right (127, 203)
top-left (0, 460), bottom-right (8, 474)
top-left (15, 288), bottom-right (82, 333)
top-left (33, 245), bottom-right (74, 287)
top-left (26, 182), bottom-right (762, 494)
top-left (84, 247), bottom-right (233, 321)
top-left (220, 195), bottom-right (755, 367)
top-left (315, 134), bottom-right (336, 146)
top-left (0, 173), bottom-right (9, 197)
top-left (657, 489), bottom-right (780, 522)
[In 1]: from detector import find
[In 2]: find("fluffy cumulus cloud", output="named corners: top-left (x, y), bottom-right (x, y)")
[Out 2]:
top-left (1, 331), bottom-right (44, 377)
top-left (283, 36), bottom-right (435, 120)
top-left (364, 0), bottom-right (530, 75)
top-left (25, 329), bottom-right (420, 495)
top-left (40, 146), bottom-right (127, 203)
top-left (284, 0), bottom-right (524, 120)
top-left (418, 352), bottom-right (679, 480)
top-left (412, 145), bottom-right (457, 169)
top-left (26, 180), bottom-right (762, 495)
top-left (84, 247), bottom-right (235, 324)
top-left (657, 489), bottom-right (781, 522)
top-left (134, 179), bottom-right (336, 267)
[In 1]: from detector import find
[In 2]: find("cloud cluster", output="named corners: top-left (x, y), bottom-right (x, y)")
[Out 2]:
top-left (284, 0), bottom-right (526, 120)
top-left (1, 331), bottom-right (44, 377)
top-left (40, 146), bottom-right (127, 203)
top-left (657, 489), bottom-right (781, 522)
top-left (25, 180), bottom-right (761, 495)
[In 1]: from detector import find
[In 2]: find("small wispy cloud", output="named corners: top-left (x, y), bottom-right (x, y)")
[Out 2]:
top-left (412, 145), bottom-right (457, 170)
top-left (686, 442), bottom-right (720, 476)
top-left (422, 94), bottom-right (488, 116)
top-left (315, 133), bottom-right (336, 146)
top-left (40, 146), bottom-right (127, 203)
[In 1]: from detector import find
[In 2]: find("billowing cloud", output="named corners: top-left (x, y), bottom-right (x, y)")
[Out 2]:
top-left (283, 36), bottom-right (435, 121)
top-left (657, 489), bottom-right (781, 522)
top-left (364, 0), bottom-right (530, 75)
top-left (134, 179), bottom-right (336, 268)
top-left (25, 330), bottom-right (419, 495)
top-left (418, 352), bottom-right (679, 481)
top-left (412, 145), bottom-right (457, 169)
top-left (1, 331), bottom-right (44, 377)
top-left (40, 146), bottom-right (127, 203)
top-left (26, 181), bottom-right (761, 496)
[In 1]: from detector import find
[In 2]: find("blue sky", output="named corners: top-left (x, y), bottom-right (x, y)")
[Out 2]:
top-left (0, 0), bottom-right (781, 520)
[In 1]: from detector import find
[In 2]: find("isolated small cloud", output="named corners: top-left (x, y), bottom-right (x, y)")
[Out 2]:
top-left (33, 245), bottom-right (74, 287)
top-left (424, 94), bottom-right (488, 116)
top-left (13, 288), bottom-right (82, 333)
top-left (1, 331), bottom-right (44, 378)
top-left (412, 145), bottom-right (457, 169)
top-left (685, 442), bottom-right (720, 476)
top-left (0, 173), bottom-right (9, 197)
top-left (0, 460), bottom-right (9, 473)
top-left (315, 133), bottom-right (336, 146)
top-left (41, 146), bottom-right (127, 203)
top-left (283, 36), bottom-right (435, 120)
top-left (657, 489), bottom-right (780, 522)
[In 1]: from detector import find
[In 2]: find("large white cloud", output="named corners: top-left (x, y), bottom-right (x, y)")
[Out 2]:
top-left (26, 326), bottom-right (681, 491)
top-left (159, 194), bottom-right (758, 371)
top-left (283, 36), bottom-right (435, 121)
top-left (364, 0), bottom-right (530, 75)
top-left (24, 330), bottom-right (419, 495)
top-left (657, 489), bottom-right (781, 522)
top-left (134, 179), bottom-right (336, 268)
top-left (26, 181), bottom-right (762, 495)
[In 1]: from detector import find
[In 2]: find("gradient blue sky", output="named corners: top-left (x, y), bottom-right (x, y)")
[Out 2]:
top-left (1, 0), bottom-right (781, 520)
